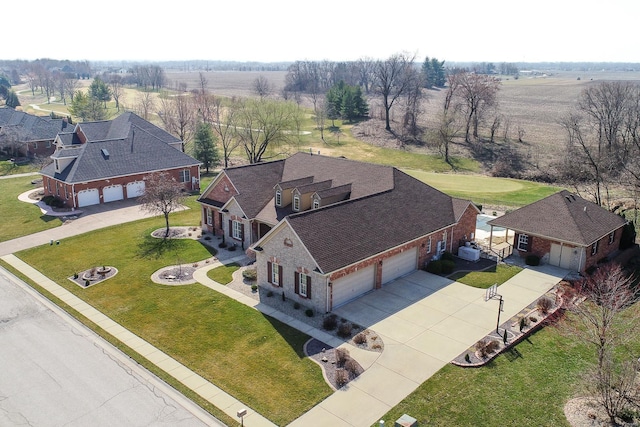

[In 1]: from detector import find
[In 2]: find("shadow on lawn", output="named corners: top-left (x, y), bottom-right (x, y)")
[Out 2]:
top-left (261, 313), bottom-right (308, 359)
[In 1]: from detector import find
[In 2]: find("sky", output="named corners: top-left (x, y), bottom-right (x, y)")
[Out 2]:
top-left (5, 0), bottom-right (639, 64)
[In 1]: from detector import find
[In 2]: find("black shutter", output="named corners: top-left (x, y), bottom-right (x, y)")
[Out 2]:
top-left (240, 223), bottom-right (245, 240)
top-left (228, 219), bottom-right (232, 237)
top-left (267, 262), bottom-right (272, 284)
top-left (294, 272), bottom-right (299, 295)
top-left (527, 235), bottom-right (532, 252)
top-left (307, 276), bottom-right (311, 299)
top-left (278, 265), bottom-right (283, 287)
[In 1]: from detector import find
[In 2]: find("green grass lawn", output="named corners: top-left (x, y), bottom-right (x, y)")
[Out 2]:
top-left (15, 213), bottom-right (331, 426)
top-left (206, 263), bottom-right (240, 284)
top-left (404, 169), bottom-right (564, 208)
top-left (0, 175), bottom-right (61, 242)
top-left (0, 159), bottom-right (41, 176)
top-left (449, 264), bottom-right (523, 289)
top-left (378, 326), bottom-right (593, 426)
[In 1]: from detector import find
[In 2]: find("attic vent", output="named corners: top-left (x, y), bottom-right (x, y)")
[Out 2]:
top-left (101, 148), bottom-right (110, 159)
top-left (565, 196), bottom-right (572, 202)
top-left (571, 194), bottom-right (576, 200)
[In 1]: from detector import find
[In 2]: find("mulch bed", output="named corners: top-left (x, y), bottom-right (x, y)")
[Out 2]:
top-left (305, 338), bottom-right (364, 390)
top-left (68, 266), bottom-right (118, 288)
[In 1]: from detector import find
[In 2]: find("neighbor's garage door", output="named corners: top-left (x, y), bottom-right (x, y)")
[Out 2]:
top-left (381, 247), bottom-right (418, 285)
top-left (331, 264), bottom-right (375, 309)
top-left (77, 189), bottom-right (99, 207)
top-left (126, 181), bottom-right (145, 198)
top-left (103, 185), bottom-right (124, 203)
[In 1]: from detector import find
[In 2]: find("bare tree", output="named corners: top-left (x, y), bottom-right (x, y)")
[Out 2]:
top-left (139, 172), bottom-right (187, 238)
top-left (64, 77), bottom-right (80, 102)
top-left (108, 74), bottom-right (124, 111)
top-left (158, 92), bottom-right (196, 146)
top-left (450, 71), bottom-right (501, 142)
top-left (135, 92), bottom-right (156, 121)
top-left (431, 111), bottom-right (461, 166)
top-left (372, 52), bottom-right (417, 132)
top-left (252, 75), bottom-right (274, 98)
top-left (563, 263), bottom-right (640, 423)
top-left (211, 97), bottom-right (240, 168)
top-left (402, 66), bottom-right (425, 140)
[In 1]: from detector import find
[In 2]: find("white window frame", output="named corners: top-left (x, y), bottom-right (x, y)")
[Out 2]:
top-left (441, 231), bottom-right (447, 253)
top-left (517, 234), bottom-right (529, 251)
top-left (426, 237), bottom-right (432, 254)
top-left (299, 273), bottom-right (308, 297)
top-left (232, 220), bottom-right (243, 240)
top-left (275, 190), bottom-right (282, 206)
top-left (591, 241), bottom-right (598, 255)
top-left (313, 199), bottom-right (320, 209)
top-left (271, 263), bottom-right (280, 285)
top-left (608, 232), bottom-right (615, 245)
top-left (293, 195), bottom-right (300, 211)
top-left (179, 169), bottom-right (190, 183)
top-left (206, 209), bottom-right (213, 226)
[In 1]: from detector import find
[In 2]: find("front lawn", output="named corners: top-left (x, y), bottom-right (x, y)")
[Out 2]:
top-left (449, 264), bottom-right (523, 289)
top-left (0, 175), bottom-right (61, 242)
top-left (15, 215), bottom-right (331, 425)
top-left (207, 263), bottom-right (240, 285)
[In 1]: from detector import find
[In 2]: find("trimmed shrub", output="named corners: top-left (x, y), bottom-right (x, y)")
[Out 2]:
top-left (266, 290), bottom-right (273, 297)
top-left (465, 353), bottom-right (471, 363)
top-left (536, 296), bottom-right (553, 314)
top-left (486, 340), bottom-right (500, 353)
top-left (344, 358), bottom-right (360, 377)
top-left (242, 268), bottom-right (257, 281)
top-left (476, 339), bottom-right (489, 358)
top-left (218, 242), bottom-right (227, 248)
top-left (293, 302), bottom-right (300, 309)
top-left (335, 348), bottom-right (350, 366)
top-left (322, 315), bottom-right (338, 331)
top-left (353, 333), bottom-right (367, 345)
top-left (441, 260), bottom-right (456, 274)
top-left (525, 254), bottom-right (540, 266)
top-left (305, 308), bottom-right (314, 317)
top-left (335, 370), bottom-right (348, 387)
top-left (441, 251), bottom-right (455, 261)
top-left (425, 260), bottom-right (443, 274)
top-left (337, 322), bottom-right (353, 338)
top-left (251, 284), bottom-right (258, 292)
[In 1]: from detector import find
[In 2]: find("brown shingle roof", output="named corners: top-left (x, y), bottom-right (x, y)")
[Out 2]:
top-left (224, 160), bottom-right (286, 218)
top-left (488, 190), bottom-right (627, 246)
top-left (287, 169), bottom-right (457, 273)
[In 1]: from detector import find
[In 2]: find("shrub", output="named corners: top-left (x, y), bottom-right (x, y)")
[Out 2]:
top-left (425, 260), bottom-right (443, 274)
top-left (344, 358), bottom-right (360, 377)
top-left (73, 272), bottom-right (78, 279)
top-left (204, 235), bottom-right (212, 241)
top-left (525, 254), bottom-right (540, 266)
top-left (476, 339), bottom-right (489, 358)
top-left (242, 268), bottom-right (257, 281)
top-left (84, 279), bottom-right (90, 287)
top-left (353, 333), bottom-right (367, 345)
top-left (441, 251), bottom-right (455, 261)
top-left (305, 308), bottom-right (314, 317)
top-left (441, 260), bottom-right (456, 274)
top-left (486, 340), bottom-right (501, 354)
top-left (465, 353), bottom-right (471, 363)
top-left (293, 302), bottom-right (300, 309)
top-left (372, 343), bottom-right (382, 350)
top-left (529, 316), bottom-right (538, 323)
top-left (266, 290), bottom-right (273, 297)
top-left (335, 370), bottom-right (348, 388)
top-left (519, 316), bottom-right (529, 332)
top-left (228, 245), bottom-right (237, 251)
top-left (218, 242), bottom-right (227, 248)
top-left (322, 315), bottom-right (338, 331)
top-left (251, 284), bottom-right (258, 292)
top-left (536, 296), bottom-right (553, 314)
top-left (335, 348), bottom-right (350, 366)
top-left (337, 322), bottom-right (353, 338)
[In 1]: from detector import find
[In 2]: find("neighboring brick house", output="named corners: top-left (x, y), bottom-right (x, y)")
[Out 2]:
top-left (487, 190), bottom-right (628, 273)
top-left (198, 153), bottom-right (479, 312)
top-left (0, 107), bottom-right (70, 158)
top-left (40, 112), bottom-right (201, 209)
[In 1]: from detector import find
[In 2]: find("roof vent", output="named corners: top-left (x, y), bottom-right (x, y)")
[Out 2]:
top-left (101, 148), bottom-right (110, 159)
top-left (565, 196), bottom-right (572, 202)
top-left (584, 206), bottom-right (587, 213)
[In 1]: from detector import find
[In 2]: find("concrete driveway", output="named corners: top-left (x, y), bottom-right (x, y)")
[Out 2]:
top-left (289, 265), bottom-right (568, 427)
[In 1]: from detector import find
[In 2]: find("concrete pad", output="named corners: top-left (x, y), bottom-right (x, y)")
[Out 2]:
top-left (369, 314), bottom-right (426, 344)
top-left (415, 291), bottom-right (471, 314)
top-left (334, 300), bottom-right (389, 327)
top-left (403, 270), bottom-right (453, 291)
top-left (155, 357), bottom-right (183, 373)
top-left (407, 330), bottom-right (470, 363)
top-left (376, 343), bottom-right (447, 383)
top-left (170, 366), bottom-right (195, 382)
top-left (429, 316), bottom-right (492, 345)
top-left (144, 349), bottom-right (170, 365)
top-left (451, 302), bottom-right (500, 331)
top-left (351, 364), bottom-right (419, 406)
top-left (319, 387), bottom-right (391, 427)
top-left (395, 303), bottom-right (450, 329)
top-left (437, 282), bottom-right (485, 303)
top-left (132, 342), bottom-right (159, 357)
top-left (358, 289), bottom-right (414, 314)
top-left (196, 383), bottom-right (224, 401)
top-left (181, 373), bottom-right (209, 390)
top-left (346, 345), bottom-right (381, 370)
top-left (287, 406), bottom-right (353, 427)
top-left (381, 278), bottom-right (434, 300)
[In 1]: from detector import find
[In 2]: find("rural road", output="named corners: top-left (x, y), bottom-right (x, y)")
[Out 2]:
top-left (0, 266), bottom-right (222, 427)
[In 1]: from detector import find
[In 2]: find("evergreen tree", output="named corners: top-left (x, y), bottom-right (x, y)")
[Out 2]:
top-left (193, 121), bottom-right (219, 173)
top-left (5, 89), bottom-right (20, 108)
top-left (326, 81), bottom-right (369, 123)
top-left (421, 57), bottom-right (446, 88)
top-left (89, 76), bottom-right (112, 107)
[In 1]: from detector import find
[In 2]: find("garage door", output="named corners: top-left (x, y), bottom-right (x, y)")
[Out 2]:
top-left (77, 189), bottom-right (99, 207)
top-left (550, 243), bottom-right (582, 271)
top-left (381, 247), bottom-right (418, 285)
top-left (103, 185), bottom-right (124, 203)
top-left (331, 265), bottom-right (375, 309)
top-left (126, 181), bottom-right (145, 198)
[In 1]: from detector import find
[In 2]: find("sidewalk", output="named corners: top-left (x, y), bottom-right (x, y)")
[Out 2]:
top-left (0, 254), bottom-right (276, 427)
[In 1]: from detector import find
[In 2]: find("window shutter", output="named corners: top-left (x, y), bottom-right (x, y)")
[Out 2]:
top-left (294, 272), bottom-right (299, 295)
top-left (527, 235), bottom-right (532, 252)
top-left (278, 265), bottom-right (283, 287)
top-left (307, 277), bottom-right (311, 299)
top-left (240, 223), bottom-right (245, 240)
top-left (228, 219), bottom-right (232, 237)
top-left (267, 262), bottom-right (272, 284)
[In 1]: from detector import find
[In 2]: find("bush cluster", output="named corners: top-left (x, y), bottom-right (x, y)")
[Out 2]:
top-left (525, 254), bottom-right (540, 266)
top-left (322, 314), bottom-right (338, 331)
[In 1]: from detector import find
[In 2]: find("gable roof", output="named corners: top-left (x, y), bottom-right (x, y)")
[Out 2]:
top-left (285, 169), bottom-right (457, 273)
top-left (40, 112), bottom-right (199, 183)
top-left (488, 190), bottom-right (627, 246)
top-left (0, 107), bottom-right (70, 142)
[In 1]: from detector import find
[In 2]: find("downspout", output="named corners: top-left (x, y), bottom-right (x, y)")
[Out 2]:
top-left (72, 183), bottom-right (77, 209)
top-left (326, 277), bottom-right (331, 313)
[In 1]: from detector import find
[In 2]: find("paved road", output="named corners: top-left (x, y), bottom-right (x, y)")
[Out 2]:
top-left (0, 267), bottom-right (222, 427)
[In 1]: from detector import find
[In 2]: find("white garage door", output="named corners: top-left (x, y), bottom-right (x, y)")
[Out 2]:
top-left (126, 181), bottom-right (145, 198)
top-left (77, 189), bottom-right (99, 207)
top-left (381, 247), bottom-right (418, 285)
top-left (332, 265), bottom-right (375, 309)
top-left (550, 243), bottom-right (582, 271)
top-left (103, 185), bottom-right (124, 203)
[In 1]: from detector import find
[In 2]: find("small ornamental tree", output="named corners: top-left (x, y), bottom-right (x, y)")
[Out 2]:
top-left (139, 172), bottom-right (186, 238)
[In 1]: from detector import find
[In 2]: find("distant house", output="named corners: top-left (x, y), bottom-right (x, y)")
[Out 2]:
top-left (0, 107), bottom-right (70, 158)
top-left (198, 153), bottom-right (479, 312)
top-left (487, 190), bottom-right (628, 273)
top-left (40, 112), bottom-right (200, 209)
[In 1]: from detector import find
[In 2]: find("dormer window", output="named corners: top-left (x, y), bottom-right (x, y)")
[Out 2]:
top-left (275, 190), bottom-right (282, 206)
top-left (293, 195), bottom-right (300, 211)
top-left (313, 199), bottom-right (320, 209)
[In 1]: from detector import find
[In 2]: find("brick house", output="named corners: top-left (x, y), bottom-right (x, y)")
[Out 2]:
top-left (198, 153), bottom-right (479, 312)
top-left (0, 107), bottom-right (70, 158)
top-left (40, 112), bottom-right (201, 209)
top-left (487, 190), bottom-right (628, 273)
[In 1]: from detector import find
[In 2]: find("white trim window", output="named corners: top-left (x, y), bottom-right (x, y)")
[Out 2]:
top-left (313, 199), bottom-right (320, 209)
top-left (293, 195), bottom-right (300, 211)
top-left (592, 241), bottom-right (599, 255)
top-left (426, 237), bottom-right (432, 254)
top-left (206, 209), bottom-right (213, 226)
top-left (271, 263), bottom-right (280, 285)
top-left (179, 169), bottom-right (190, 183)
top-left (299, 273), bottom-right (309, 297)
top-left (517, 234), bottom-right (529, 251)
top-left (608, 232), bottom-right (615, 245)
top-left (232, 220), bottom-right (243, 240)
top-left (275, 190), bottom-right (282, 206)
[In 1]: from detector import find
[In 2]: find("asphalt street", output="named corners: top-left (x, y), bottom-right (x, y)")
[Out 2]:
top-left (0, 266), bottom-right (222, 427)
